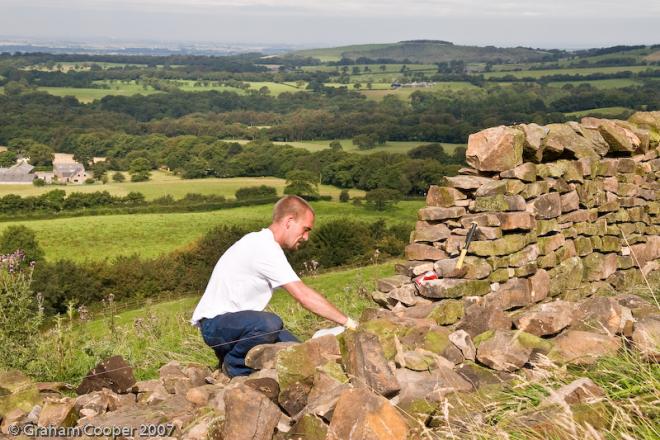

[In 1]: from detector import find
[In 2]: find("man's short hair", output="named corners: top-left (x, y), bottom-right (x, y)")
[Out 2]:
top-left (272, 195), bottom-right (315, 223)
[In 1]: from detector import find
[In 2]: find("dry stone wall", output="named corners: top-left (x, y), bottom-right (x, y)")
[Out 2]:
top-left (381, 112), bottom-right (660, 310)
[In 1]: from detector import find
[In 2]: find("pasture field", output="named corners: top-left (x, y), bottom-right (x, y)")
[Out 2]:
top-left (484, 65), bottom-right (658, 79)
top-left (293, 43), bottom-right (394, 62)
top-left (22, 62), bottom-right (151, 72)
top-left (565, 106), bottom-right (634, 118)
top-left (0, 172), bottom-right (362, 200)
top-left (228, 139), bottom-right (465, 154)
top-left (546, 78), bottom-right (643, 89)
top-left (357, 81), bottom-right (481, 101)
top-left (37, 81), bottom-right (160, 103)
top-left (162, 80), bottom-right (304, 96)
top-left (301, 64), bottom-right (431, 73)
top-left (0, 200), bottom-right (423, 262)
top-left (35, 80), bottom-right (306, 102)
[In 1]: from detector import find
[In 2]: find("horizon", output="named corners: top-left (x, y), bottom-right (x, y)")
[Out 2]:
top-left (1, 0), bottom-right (659, 52)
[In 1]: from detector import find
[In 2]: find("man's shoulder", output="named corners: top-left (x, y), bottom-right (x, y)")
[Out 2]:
top-left (231, 229), bottom-right (277, 252)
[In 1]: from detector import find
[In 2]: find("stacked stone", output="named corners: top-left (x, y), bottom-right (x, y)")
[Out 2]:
top-left (375, 111), bottom-right (660, 311)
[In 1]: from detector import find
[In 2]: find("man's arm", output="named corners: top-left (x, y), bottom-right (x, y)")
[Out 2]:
top-left (282, 280), bottom-right (351, 326)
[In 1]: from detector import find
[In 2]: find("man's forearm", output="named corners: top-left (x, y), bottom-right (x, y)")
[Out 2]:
top-left (284, 281), bottom-right (349, 325)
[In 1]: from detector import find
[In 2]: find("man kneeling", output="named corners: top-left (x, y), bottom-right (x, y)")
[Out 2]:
top-left (191, 195), bottom-right (357, 377)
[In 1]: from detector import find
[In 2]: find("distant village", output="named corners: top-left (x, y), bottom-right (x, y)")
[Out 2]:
top-left (0, 148), bottom-right (91, 185)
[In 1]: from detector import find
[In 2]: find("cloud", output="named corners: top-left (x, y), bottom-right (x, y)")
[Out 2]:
top-left (9, 0), bottom-right (660, 17)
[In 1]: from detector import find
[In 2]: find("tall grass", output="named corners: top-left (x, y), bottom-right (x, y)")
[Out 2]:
top-left (25, 262), bottom-right (394, 383)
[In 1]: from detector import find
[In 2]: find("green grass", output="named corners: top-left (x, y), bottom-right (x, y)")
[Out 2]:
top-left (294, 43), bottom-right (394, 62)
top-left (484, 65), bottom-right (658, 79)
top-left (228, 139), bottom-right (464, 154)
top-left (357, 81), bottom-right (481, 101)
top-left (29, 261), bottom-right (399, 381)
top-left (565, 106), bottom-right (634, 118)
top-left (548, 78), bottom-right (643, 89)
top-left (0, 200), bottom-right (422, 262)
top-left (0, 171), bottom-right (360, 200)
top-left (36, 80), bottom-right (305, 103)
top-left (38, 82), bottom-right (160, 103)
top-left (301, 64), bottom-right (432, 74)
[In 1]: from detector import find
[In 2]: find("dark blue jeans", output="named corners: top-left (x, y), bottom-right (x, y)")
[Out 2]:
top-left (199, 310), bottom-right (299, 377)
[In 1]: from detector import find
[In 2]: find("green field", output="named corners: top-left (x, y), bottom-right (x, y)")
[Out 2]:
top-left (35, 80), bottom-right (307, 103)
top-left (484, 65), bottom-right (658, 79)
top-left (565, 106), bottom-right (634, 118)
top-left (0, 200), bottom-right (423, 262)
top-left (38, 81), bottom-right (160, 103)
top-left (0, 172), bottom-right (360, 200)
top-left (547, 78), bottom-right (643, 89)
top-left (294, 43), bottom-right (394, 62)
top-left (359, 82), bottom-right (481, 101)
top-left (227, 139), bottom-right (465, 154)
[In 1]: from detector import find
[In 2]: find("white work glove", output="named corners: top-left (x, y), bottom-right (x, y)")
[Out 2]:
top-left (344, 317), bottom-right (359, 330)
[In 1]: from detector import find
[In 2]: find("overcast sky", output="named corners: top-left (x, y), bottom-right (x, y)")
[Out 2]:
top-left (1, 0), bottom-right (658, 49)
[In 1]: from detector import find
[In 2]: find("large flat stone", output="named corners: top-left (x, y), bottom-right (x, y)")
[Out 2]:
top-left (327, 387), bottom-right (408, 440)
top-left (549, 330), bottom-right (620, 365)
top-left (342, 331), bottom-right (400, 398)
top-left (514, 300), bottom-right (575, 336)
top-left (223, 384), bottom-right (282, 440)
top-left (466, 125), bottom-right (524, 172)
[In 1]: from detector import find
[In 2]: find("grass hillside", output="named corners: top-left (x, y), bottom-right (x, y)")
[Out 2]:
top-left (0, 200), bottom-right (423, 261)
top-left (29, 261), bottom-right (398, 382)
top-left (294, 40), bottom-right (559, 63)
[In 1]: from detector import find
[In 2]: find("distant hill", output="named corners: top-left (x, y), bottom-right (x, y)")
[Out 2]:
top-left (291, 40), bottom-right (564, 63)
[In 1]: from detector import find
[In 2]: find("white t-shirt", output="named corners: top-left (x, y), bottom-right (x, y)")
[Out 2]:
top-left (191, 228), bottom-right (300, 326)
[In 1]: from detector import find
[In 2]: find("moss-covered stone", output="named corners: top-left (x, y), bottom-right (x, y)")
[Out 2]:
top-left (358, 319), bottom-right (408, 360)
top-left (317, 360), bottom-right (349, 384)
top-left (277, 343), bottom-right (328, 391)
top-left (505, 179), bottom-right (527, 194)
top-left (514, 263), bottom-right (537, 277)
top-left (557, 160), bottom-right (584, 182)
top-left (422, 328), bottom-right (452, 354)
top-left (594, 235), bottom-right (621, 252)
top-left (537, 252), bottom-right (558, 269)
top-left (574, 219), bottom-right (607, 236)
top-left (516, 332), bottom-right (554, 354)
top-left (470, 233), bottom-right (531, 256)
top-left (426, 185), bottom-right (466, 207)
top-left (287, 414), bottom-right (328, 440)
top-left (575, 236), bottom-right (593, 256)
top-left (487, 256), bottom-right (509, 269)
top-left (399, 399), bottom-right (438, 423)
top-left (537, 233), bottom-right (565, 255)
top-left (548, 257), bottom-right (583, 296)
top-left (427, 300), bottom-right (464, 325)
top-left (602, 209), bottom-right (630, 223)
top-left (0, 369), bottom-right (41, 415)
top-left (474, 194), bottom-right (510, 212)
top-left (489, 268), bottom-right (512, 283)
top-left (521, 181), bottom-right (550, 199)
top-left (472, 330), bottom-right (495, 348)
top-left (535, 219), bottom-right (560, 236)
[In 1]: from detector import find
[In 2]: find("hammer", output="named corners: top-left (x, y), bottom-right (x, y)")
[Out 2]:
top-left (456, 222), bottom-right (478, 270)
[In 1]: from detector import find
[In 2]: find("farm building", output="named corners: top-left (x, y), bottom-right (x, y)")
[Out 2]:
top-left (35, 171), bottom-right (55, 184)
top-left (54, 163), bottom-right (88, 184)
top-left (0, 159), bottom-right (36, 184)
